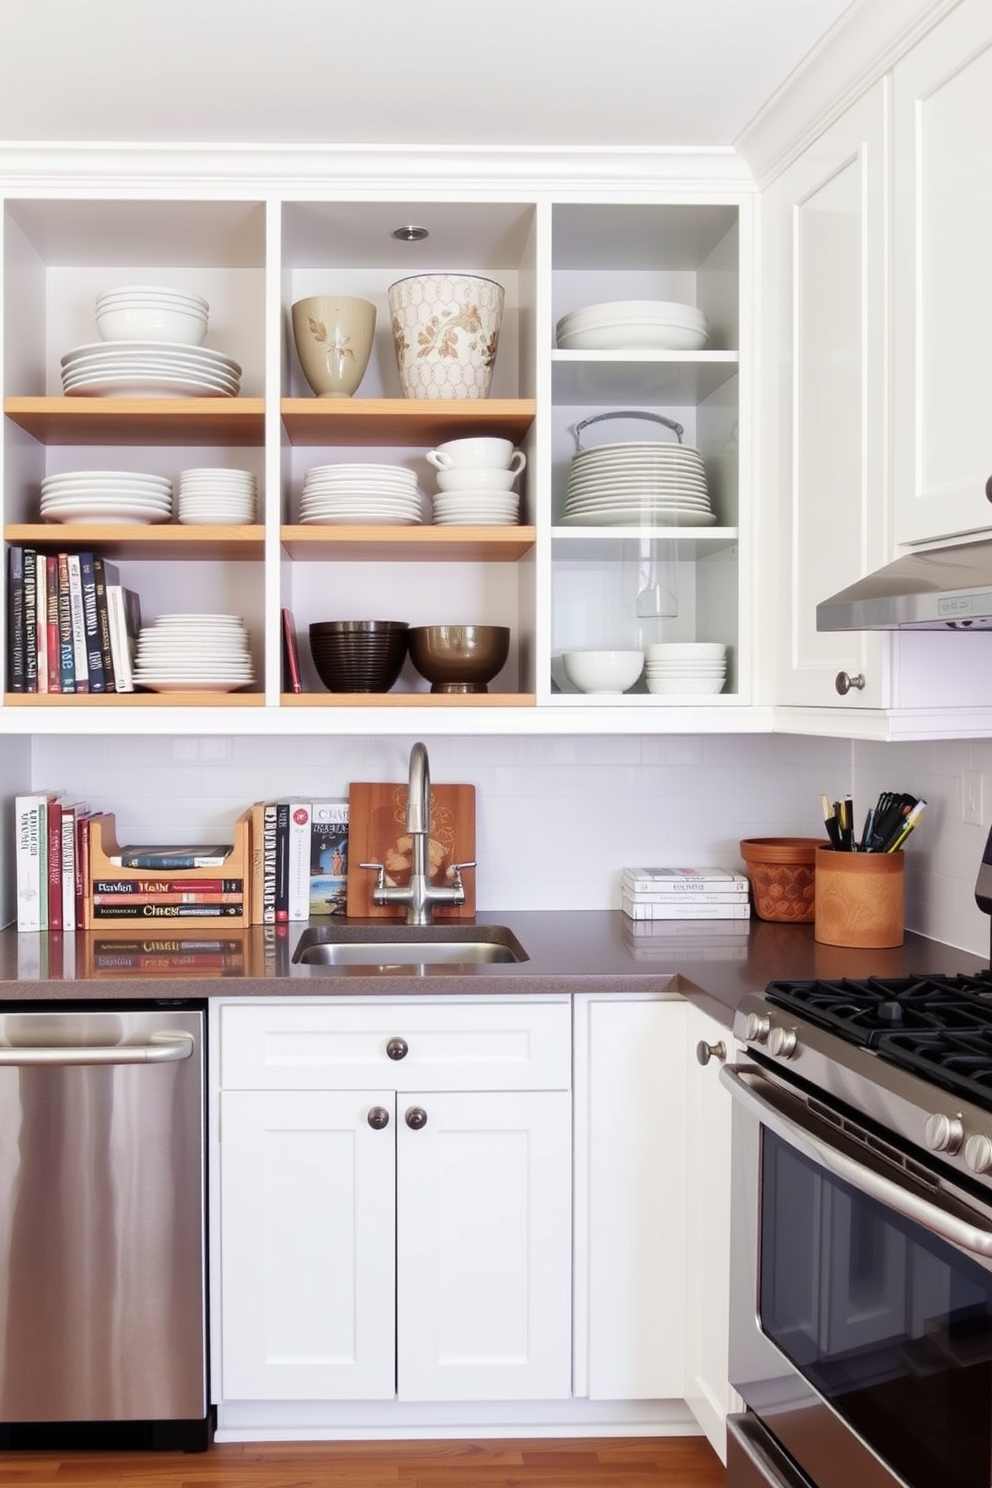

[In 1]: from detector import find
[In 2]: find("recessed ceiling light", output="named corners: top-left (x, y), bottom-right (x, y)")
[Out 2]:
top-left (391, 225), bottom-right (429, 242)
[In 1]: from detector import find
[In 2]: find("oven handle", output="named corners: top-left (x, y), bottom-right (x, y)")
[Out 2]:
top-left (721, 1062), bottom-right (992, 1259)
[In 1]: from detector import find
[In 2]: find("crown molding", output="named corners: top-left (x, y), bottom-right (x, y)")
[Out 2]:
top-left (0, 141), bottom-right (756, 197)
top-left (735, 0), bottom-right (958, 188)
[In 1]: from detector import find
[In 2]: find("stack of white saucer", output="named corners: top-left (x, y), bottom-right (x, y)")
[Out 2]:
top-left (177, 468), bottom-right (258, 525)
top-left (132, 614), bottom-right (255, 694)
top-left (644, 642), bottom-right (727, 695)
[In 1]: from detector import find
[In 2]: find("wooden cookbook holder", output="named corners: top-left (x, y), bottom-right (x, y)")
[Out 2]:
top-left (84, 810), bottom-right (252, 931)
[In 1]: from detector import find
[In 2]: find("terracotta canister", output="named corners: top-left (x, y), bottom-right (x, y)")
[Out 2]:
top-left (739, 837), bottom-right (822, 922)
top-left (814, 845), bottom-right (905, 948)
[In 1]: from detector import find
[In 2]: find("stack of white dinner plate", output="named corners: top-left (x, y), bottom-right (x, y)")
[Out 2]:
top-left (60, 341), bottom-right (242, 398)
top-left (432, 491), bottom-right (520, 526)
top-left (132, 614), bottom-right (254, 693)
top-left (177, 468), bottom-right (258, 525)
top-left (644, 642), bottom-right (727, 696)
top-left (40, 470), bottom-right (173, 525)
top-left (555, 299), bottom-right (709, 352)
top-left (561, 439), bottom-right (716, 527)
top-left (299, 464), bottom-right (422, 525)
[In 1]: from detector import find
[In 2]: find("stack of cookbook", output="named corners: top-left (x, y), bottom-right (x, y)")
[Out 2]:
top-left (621, 865), bottom-right (752, 925)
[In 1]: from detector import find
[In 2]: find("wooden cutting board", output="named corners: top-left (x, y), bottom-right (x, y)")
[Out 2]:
top-left (346, 781), bottom-right (476, 919)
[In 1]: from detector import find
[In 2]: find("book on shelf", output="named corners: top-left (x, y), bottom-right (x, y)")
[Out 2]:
top-left (7, 545), bottom-right (24, 691)
top-left (93, 877), bottom-right (243, 894)
top-left (35, 548), bottom-right (48, 693)
top-left (67, 553), bottom-right (90, 693)
top-left (274, 801), bottom-right (291, 922)
top-left (45, 554), bottom-right (60, 692)
top-left (621, 893), bottom-right (751, 921)
top-left (90, 902), bottom-right (245, 919)
top-left (23, 548), bottom-right (38, 691)
top-left (281, 608), bottom-right (302, 694)
top-left (621, 866), bottom-right (749, 894)
top-left (287, 801), bottom-right (312, 921)
top-left (92, 556), bottom-right (118, 691)
top-left (622, 913), bottom-right (753, 937)
top-left (46, 795), bottom-right (65, 930)
top-left (107, 582), bottom-right (141, 692)
top-left (92, 890), bottom-right (244, 906)
top-left (78, 551), bottom-right (106, 693)
top-left (15, 791), bottom-right (64, 931)
top-left (623, 887), bottom-right (750, 905)
top-left (115, 843), bottom-right (234, 869)
top-left (310, 799), bottom-right (349, 915)
top-left (57, 552), bottom-right (75, 693)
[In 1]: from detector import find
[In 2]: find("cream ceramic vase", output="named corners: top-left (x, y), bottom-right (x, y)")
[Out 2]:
top-left (387, 273), bottom-right (504, 399)
top-left (291, 295), bottom-right (377, 398)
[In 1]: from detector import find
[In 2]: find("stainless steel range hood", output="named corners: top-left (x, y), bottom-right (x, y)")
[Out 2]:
top-left (816, 539), bottom-right (992, 630)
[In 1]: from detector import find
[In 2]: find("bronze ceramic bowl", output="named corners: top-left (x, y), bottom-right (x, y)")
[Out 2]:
top-left (407, 624), bottom-right (510, 693)
top-left (308, 620), bottom-right (409, 692)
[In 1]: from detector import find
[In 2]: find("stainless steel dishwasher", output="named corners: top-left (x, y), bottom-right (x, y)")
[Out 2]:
top-left (0, 1002), bottom-right (209, 1451)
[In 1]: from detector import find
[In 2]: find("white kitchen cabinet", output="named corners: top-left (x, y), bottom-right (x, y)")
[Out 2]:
top-left (217, 1000), bottom-right (572, 1405)
top-left (572, 994), bottom-right (688, 1401)
top-left (891, 0), bottom-right (992, 548)
top-left (763, 82), bottom-right (889, 711)
top-left (684, 1001), bottom-right (738, 1464)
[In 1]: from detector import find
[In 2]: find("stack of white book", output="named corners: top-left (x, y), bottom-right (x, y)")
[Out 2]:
top-left (621, 866), bottom-right (751, 922)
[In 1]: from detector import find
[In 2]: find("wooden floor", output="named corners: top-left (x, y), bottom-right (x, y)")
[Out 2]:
top-left (0, 1436), bottom-right (725, 1487)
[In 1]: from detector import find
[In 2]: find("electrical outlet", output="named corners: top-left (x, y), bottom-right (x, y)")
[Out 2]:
top-left (963, 772), bottom-right (985, 826)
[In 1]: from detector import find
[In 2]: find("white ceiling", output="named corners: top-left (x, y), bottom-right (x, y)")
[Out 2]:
top-left (0, 0), bottom-right (855, 150)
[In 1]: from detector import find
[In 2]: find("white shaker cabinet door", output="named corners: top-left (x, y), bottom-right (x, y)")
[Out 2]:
top-left (573, 995), bottom-right (688, 1401)
top-left (764, 81), bottom-right (888, 709)
top-left (892, 0), bottom-right (992, 546)
top-left (396, 1089), bottom-right (572, 1401)
top-left (219, 1088), bottom-right (396, 1401)
top-left (684, 1003), bottom-right (739, 1464)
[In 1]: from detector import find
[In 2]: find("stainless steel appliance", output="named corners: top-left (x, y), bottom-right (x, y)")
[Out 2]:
top-left (723, 971), bottom-right (992, 1488)
top-left (0, 1002), bottom-right (209, 1451)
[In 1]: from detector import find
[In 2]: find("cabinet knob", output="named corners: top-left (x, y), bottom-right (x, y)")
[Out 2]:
top-left (695, 1039), bottom-right (726, 1066)
top-left (405, 1106), bottom-right (428, 1130)
top-left (386, 1037), bottom-right (409, 1061)
top-left (367, 1106), bottom-right (390, 1130)
top-left (834, 671), bottom-right (866, 696)
top-left (985, 475), bottom-right (992, 504)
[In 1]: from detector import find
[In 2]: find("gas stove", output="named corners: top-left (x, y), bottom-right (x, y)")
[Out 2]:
top-left (734, 970), bottom-right (992, 1195)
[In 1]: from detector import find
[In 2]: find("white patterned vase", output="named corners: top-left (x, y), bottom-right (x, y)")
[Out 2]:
top-left (388, 273), bottom-right (504, 400)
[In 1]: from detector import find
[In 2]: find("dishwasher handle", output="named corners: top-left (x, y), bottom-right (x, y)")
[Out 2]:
top-left (0, 1031), bottom-right (195, 1066)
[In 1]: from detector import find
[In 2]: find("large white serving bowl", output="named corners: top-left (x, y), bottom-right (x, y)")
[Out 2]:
top-left (561, 649), bottom-right (644, 695)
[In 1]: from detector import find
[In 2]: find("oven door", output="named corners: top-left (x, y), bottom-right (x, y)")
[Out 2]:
top-left (723, 1061), bottom-right (992, 1488)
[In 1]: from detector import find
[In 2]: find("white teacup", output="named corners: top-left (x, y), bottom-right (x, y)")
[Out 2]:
top-left (435, 466), bottom-right (518, 492)
top-left (427, 438), bottom-right (526, 473)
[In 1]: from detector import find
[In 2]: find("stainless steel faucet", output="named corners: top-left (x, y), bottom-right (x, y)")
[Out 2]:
top-left (361, 741), bottom-right (474, 925)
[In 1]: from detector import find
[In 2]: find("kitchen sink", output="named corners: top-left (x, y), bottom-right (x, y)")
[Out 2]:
top-left (292, 923), bottom-right (529, 968)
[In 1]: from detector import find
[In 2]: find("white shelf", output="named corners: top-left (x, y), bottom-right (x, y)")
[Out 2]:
top-left (551, 351), bottom-right (739, 405)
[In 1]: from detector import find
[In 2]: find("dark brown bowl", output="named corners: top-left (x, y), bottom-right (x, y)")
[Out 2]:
top-left (308, 622), bottom-right (408, 692)
top-left (407, 624), bottom-right (510, 693)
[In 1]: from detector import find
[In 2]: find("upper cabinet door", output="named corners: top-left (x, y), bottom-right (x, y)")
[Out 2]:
top-left (892, 0), bottom-right (992, 546)
top-left (765, 83), bottom-right (888, 708)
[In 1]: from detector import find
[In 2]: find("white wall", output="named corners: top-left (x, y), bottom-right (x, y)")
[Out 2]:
top-left (22, 730), bottom-right (992, 955)
top-left (30, 730), bottom-right (848, 914)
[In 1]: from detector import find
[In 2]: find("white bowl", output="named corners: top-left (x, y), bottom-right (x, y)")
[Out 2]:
top-left (435, 466), bottom-right (518, 492)
top-left (561, 649), bottom-right (644, 695)
top-left (96, 304), bottom-right (209, 345)
top-left (557, 323), bottom-right (708, 352)
top-left (644, 642), bottom-right (727, 660)
top-left (646, 677), bottom-right (725, 695)
top-left (427, 438), bottom-right (525, 471)
top-left (97, 283), bottom-right (209, 310)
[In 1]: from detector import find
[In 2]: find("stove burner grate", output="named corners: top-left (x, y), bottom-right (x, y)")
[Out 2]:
top-left (875, 1027), bottom-right (992, 1103)
top-left (766, 973), bottom-right (992, 1046)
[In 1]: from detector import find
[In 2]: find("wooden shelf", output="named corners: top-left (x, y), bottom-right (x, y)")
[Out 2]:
top-left (4, 397), bottom-right (266, 445)
top-left (280, 524), bottom-right (535, 561)
top-left (281, 398), bottom-right (536, 446)
top-left (5, 524), bottom-right (266, 561)
top-left (281, 692), bottom-right (535, 708)
top-left (5, 691), bottom-right (264, 707)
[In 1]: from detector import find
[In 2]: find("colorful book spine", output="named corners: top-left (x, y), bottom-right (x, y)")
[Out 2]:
top-left (67, 553), bottom-right (90, 693)
top-left (261, 802), bottom-right (278, 923)
top-left (274, 801), bottom-right (290, 922)
top-left (309, 799), bottom-right (349, 916)
top-left (79, 551), bottom-right (106, 693)
top-left (92, 891), bottom-right (245, 905)
top-left (46, 554), bottom-right (61, 693)
top-left (92, 556), bottom-right (117, 691)
top-left (57, 552), bottom-right (75, 693)
top-left (22, 548), bottom-right (37, 692)
top-left (90, 902), bottom-right (245, 919)
top-left (7, 545), bottom-right (25, 692)
top-left (93, 878), bottom-right (243, 894)
top-left (35, 550), bottom-right (48, 694)
top-left (47, 796), bottom-right (64, 931)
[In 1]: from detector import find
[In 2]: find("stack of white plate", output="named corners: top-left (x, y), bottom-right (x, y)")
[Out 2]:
top-left (178, 468), bottom-right (257, 525)
top-left (562, 439), bottom-right (716, 527)
top-left (133, 614), bottom-right (254, 694)
top-left (60, 341), bottom-right (241, 398)
top-left (555, 300), bottom-right (709, 352)
top-left (299, 464), bottom-right (422, 525)
top-left (644, 642), bottom-right (727, 696)
top-left (40, 470), bottom-right (173, 525)
top-left (432, 491), bottom-right (520, 526)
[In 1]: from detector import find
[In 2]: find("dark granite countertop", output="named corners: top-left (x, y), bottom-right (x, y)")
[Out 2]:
top-left (1, 911), bottom-right (987, 1029)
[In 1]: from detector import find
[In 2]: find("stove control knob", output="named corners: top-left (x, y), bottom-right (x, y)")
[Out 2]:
top-left (965, 1133), bottom-right (992, 1175)
top-left (768, 1026), bottom-right (798, 1059)
top-left (742, 1013), bottom-right (771, 1045)
top-left (924, 1113), bottom-right (964, 1155)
